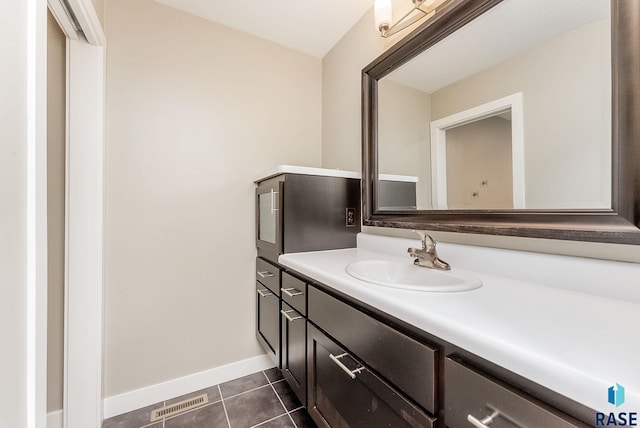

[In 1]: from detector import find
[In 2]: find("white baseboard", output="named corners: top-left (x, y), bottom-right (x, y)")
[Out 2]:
top-left (47, 409), bottom-right (63, 428)
top-left (103, 354), bottom-right (274, 419)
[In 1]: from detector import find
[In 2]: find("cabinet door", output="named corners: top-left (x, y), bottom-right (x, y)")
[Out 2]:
top-left (256, 180), bottom-right (283, 262)
top-left (445, 357), bottom-right (588, 428)
top-left (256, 282), bottom-right (280, 366)
top-left (281, 302), bottom-right (306, 405)
top-left (307, 324), bottom-right (435, 428)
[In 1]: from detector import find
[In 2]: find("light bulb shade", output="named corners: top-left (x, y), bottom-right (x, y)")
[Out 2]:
top-left (374, 0), bottom-right (392, 31)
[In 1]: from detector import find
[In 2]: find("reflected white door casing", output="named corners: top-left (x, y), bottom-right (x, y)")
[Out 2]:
top-left (430, 92), bottom-right (525, 210)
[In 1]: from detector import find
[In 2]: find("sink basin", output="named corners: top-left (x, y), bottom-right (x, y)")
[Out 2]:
top-left (345, 260), bottom-right (482, 292)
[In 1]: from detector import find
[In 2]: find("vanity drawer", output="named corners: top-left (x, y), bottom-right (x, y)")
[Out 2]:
top-left (281, 272), bottom-right (306, 315)
top-left (308, 286), bottom-right (438, 414)
top-left (307, 323), bottom-right (436, 428)
top-left (256, 257), bottom-right (280, 294)
top-left (445, 357), bottom-right (588, 428)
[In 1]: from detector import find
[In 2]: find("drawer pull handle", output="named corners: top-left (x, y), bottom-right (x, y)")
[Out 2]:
top-left (280, 309), bottom-right (302, 322)
top-left (467, 411), bottom-right (500, 428)
top-left (281, 287), bottom-right (303, 297)
top-left (257, 289), bottom-right (274, 297)
top-left (257, 270), bottom-right (275, 278)
top-left (329, 353), bottom-right (365, 380)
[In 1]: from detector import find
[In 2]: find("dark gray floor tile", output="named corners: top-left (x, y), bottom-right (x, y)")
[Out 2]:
top-left (289, 409), bottom-right (317, 428)
top-left (271, 381), bottom-right (301, 412)
top-left (165, 384), bottom-right (221, 406)
top-left (165, 401), bottom-right (228, 428)
top-left (263, 367), bottom-right (283, 383)
top-left (220, 372), bottom-right (269, 398)
top-left (102, 402), bottom-right (163, 428)
top-left (225, 385), bottom-right (286, 428)
top-left (254, 414), bottom-right (295, 428)
top-left (139, 424), bottom-right (162, 428)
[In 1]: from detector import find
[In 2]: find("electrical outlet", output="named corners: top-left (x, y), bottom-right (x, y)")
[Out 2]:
top-left (346, 208), bottom-right (356, 226)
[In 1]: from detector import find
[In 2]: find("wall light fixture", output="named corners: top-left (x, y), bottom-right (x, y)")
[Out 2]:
top-left (375, 0), bottom-right (451, 38)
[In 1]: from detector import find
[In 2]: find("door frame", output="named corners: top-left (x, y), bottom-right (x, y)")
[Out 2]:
top-left (429, 92), bottom-right (525, 209)
top-left (37, 1), bottom-right (105, 426)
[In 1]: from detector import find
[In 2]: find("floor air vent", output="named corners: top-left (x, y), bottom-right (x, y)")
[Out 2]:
top-left (150, 393), bottom-right (208, 421)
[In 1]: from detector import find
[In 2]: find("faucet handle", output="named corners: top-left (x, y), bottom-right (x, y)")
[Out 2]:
top-left (413, 230), bottom-right (436, 251)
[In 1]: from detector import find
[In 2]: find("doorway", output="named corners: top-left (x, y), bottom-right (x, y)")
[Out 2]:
top-left (430, 92), bottom-right (525, 210)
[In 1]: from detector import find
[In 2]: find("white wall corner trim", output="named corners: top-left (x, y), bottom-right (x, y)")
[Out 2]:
top-left (27, 0), bottom-right (49, 427)
top-left (103, 355), bottom-right (274, 420)
top-left (64, 36), bottom-right (105, 428)
top-left (62, 0), bottom-right (106, 426)
top-left (47, 410), bottom-right (63, 428)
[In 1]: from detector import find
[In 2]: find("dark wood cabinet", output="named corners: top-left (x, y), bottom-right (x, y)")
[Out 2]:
top-left (256, 282), bottom-right (279, 364)
top-left (281, 272), bottom-right (307, 315)
top-left (444, 357), bottom-right (588, 428)
top-left (308, 285), bottom-right (438, 414)
top-left (281, 302), bottom-right (307, 405)
top-left (256, 258), bottom-right (281, 366)
top-left (255, 258), bottom-right (308, 399)
top-left (256, 258), bottom-right (280, 294)
top-left (307, 323), bottom-right (435, 428)
top-left (255, 261), bottom-right (594, 427)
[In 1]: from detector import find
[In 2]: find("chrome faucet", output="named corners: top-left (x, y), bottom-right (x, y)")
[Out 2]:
top-left (407, 231), bottom-right (450, 271)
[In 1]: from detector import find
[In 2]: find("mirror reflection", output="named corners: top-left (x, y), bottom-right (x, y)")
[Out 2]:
top-left (377, 0), bottom-right (611, 211)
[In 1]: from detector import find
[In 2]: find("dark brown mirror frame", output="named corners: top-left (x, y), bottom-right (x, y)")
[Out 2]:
top-left (362, 0), bottom-right (640, 244)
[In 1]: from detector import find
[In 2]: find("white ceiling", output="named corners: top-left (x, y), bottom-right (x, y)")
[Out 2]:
top-left (153, 0), bottom-right (375, 58)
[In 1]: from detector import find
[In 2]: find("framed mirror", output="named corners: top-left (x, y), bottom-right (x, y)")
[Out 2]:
top-left (362, 0), bottom-right (640, 244)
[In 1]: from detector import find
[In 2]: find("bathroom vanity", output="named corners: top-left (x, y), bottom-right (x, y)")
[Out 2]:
top-left (252, 0), bottom-right (640, 424)
top-left (272, 233), bottom-right (640, 427)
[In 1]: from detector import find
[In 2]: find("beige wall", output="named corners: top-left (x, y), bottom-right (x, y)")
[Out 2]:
top-left (432, 19), bottom-right (611, 209)
top-left (47, 10), bottom-right (66, 413)
top-left (92, 0), bottom-right (105, 28)
top-left (322, 9), bottom-right (403, 171)
top-left (322, 6), bottom-right (640, 263)
top-left (0, 1), bottom-right (28, 426)
top-left (378, 80), bottom-right (431, 208)
top-left (445, 117), bottom-right (512, 209)
top-left (104, 0), bottom-right (322, 397)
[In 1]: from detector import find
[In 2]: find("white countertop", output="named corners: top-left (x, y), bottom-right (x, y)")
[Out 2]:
top-left (255, 165), bottom-right (360, 182)
top-left (279, 235), bottom-right (640, 414)
top-left (378, 173), bottom-right (419, 183)
top-left (255, 165), bottom-right (418, 185)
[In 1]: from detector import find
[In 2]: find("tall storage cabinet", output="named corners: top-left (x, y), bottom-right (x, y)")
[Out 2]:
top-left (254, 166), bottom-right (361, 407)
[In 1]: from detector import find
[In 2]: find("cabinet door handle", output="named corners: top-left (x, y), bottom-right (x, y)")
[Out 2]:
top-left (329, 353), bottom-right (365, 380)
top-left (281, 287), bottom-right (303, 297)
top-left (257, 288), bottom-right (273, 297)
top-left (467, 410), bottom-right (500, 428)
top-left (280, 309), bottom-right (302, 322)
top-left (257, 270), bottom-right (275, 278)
top-left (270, 189), bottom-right (279, 213)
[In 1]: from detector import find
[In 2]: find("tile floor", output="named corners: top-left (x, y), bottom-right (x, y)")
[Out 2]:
top-left (102, 368), bottom-right (317, 428)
